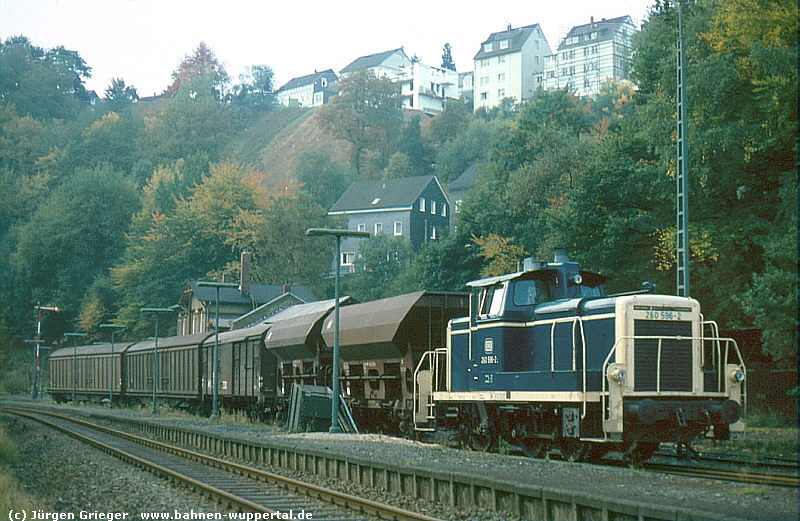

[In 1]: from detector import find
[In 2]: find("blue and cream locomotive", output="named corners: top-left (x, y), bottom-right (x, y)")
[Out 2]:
top-left (413, 250), bottom-right (746, 461)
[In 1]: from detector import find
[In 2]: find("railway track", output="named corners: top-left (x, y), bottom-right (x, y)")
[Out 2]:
top-left (642, 460), bottom-right (798, 488)
top-left (3, 407), bottom-right (443, 521)
top-left (641, 449), bottom-right (799, 488)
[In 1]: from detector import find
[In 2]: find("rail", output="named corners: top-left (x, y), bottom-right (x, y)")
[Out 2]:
top-left (6, 407), bottom-right (444, 521)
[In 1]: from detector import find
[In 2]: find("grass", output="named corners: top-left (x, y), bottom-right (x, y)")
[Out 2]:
top-left (0, 423), bottom-right (37, 511)
top-left (694, 410), bottom-right (799, 459)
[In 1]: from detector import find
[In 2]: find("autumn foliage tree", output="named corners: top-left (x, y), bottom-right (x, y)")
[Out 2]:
top-left (317, 69), bottom-right (402, 177)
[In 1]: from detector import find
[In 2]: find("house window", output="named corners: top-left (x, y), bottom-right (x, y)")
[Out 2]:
top-left (419, 197), bottom-right (426, 212)
top-left (499, 39), bottom-right (509, 49)
top-left (480, 59), bottom-right (489, 68)
top-left (320, 77), bottom-right (328, 87)
top-left (497, 55), bottom-right (505, 64)
top-left (430, 226), bottom-right (437, 240)
top-left (483, 42), bottom-right (493, 52)
top-left (480, 76), bottom-right (489, 86)
top-left (394, 221), bottom-right (403, 236)
top-left (480, 92), bottom-right (488, 100)
top-left (441, 204), bottom-right (447, 217)
top-left (430, 200), bottom-right (436, 214)
top-left (498, 89), bottom-right (505, 97)
top-left (455, 200), bottom-right (462, 213)
top-left (357, 223), bottom-right (366, 232)
top-left (497, 73), bottom-right (505, 83)
top-left (341, 252), bottom-right (355, 266)
top-left (374, 222), bottom-right (383, 235)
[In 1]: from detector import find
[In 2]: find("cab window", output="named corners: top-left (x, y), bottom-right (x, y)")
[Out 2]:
top-left (513, 279), bottom-right (549, 306)
top-left (478, 283), bottom-right (506, 317)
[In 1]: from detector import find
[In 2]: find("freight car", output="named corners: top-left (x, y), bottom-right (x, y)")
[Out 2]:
top-left (47, 291), bottom-right (468, 430)
top-left (413, 251), bottom-right (746, 461)
top-left (49, 341), bottom-right (134, 403)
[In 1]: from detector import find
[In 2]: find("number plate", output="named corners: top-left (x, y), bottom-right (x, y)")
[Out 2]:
top-left (644, 310), bottom-right (683, 320)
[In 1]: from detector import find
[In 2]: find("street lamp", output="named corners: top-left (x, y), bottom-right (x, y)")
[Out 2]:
top-left (33, 304), bottom-right (60, 399)
top-left (64, 332), bottom-right (87, 403)
top-left (196, 281), bottom-right (238, 419)
top-left (99, 323), bottom-right (125, 408)
top-left (306, 227), bottom-right (370, 433)
top-left (141, 307), bottom-right (175, 414)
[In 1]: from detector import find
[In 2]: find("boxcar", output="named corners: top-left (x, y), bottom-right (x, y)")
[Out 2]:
top-left (49, 342), bottom-right (133, 403)
top-left (125, 332), bottom-right (211, 403)
top-left (201, 323), bottom-right (272, 410)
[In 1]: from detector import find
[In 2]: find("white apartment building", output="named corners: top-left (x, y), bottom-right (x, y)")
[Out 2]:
top-left (542, 16), bottom-right (636, 97)
top-left (399, 61), bottom-right (459, 114)
top-left (473, 24), bottom-right (552, 112)
top-left (340, 48), bottom-right (459, 115)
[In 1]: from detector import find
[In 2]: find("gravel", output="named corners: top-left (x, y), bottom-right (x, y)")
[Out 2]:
top-left (1, 414), bottom-right (223, 519)
top-left (4, 401), bottom-right (798, 521)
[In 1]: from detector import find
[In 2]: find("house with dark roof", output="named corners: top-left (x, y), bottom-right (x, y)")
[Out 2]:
top-left (275, 69), bottom-right (338, 108)
top-left (328, 175), bottom-right (450, 269)
top-left (542, 15), bottom-right (636, 96)
top-left (175, 253), bottom-right (318, 335)
top-left (340, 48), bottom-right (458, 115)
top-left (473, 23), bottom-right (551, 112)
top-left (340, 48), bottom-right (412, 80)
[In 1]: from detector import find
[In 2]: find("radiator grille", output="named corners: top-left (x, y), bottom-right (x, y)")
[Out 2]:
top-left (633, 320), bottom-right (692, 392)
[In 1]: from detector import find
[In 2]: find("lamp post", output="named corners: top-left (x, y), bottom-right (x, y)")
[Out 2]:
top-left (306, 227), bottom-right (370, 433)
top-left (33, 304), bottom-right (60, 399)
top-left (99, 323), bottom-right (125, 408)
top-left (64, 332), bottom-right (87, 403)
top-left (141, 307), bottom-right (174, 414)
top-left (196, 281), bottom-right (238, 419)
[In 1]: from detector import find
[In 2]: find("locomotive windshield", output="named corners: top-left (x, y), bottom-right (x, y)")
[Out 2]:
top-left (512, 279), bottom-right (550, 306)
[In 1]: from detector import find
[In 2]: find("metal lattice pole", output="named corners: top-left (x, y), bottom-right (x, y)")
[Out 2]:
top-left (676, 2), bottom-right (690, 297)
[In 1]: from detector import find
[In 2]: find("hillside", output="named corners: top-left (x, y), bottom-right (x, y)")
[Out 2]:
top-left (228, 107), bottom-right (353, 186)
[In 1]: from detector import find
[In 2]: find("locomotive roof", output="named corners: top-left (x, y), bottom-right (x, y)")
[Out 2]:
top-left (466, 267), bottom-right (608, 288)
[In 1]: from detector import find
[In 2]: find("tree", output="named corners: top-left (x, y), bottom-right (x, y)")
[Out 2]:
top-left (441, 43), bottom-right (456, 71)
top-left (164, 42), bottom-right (229, 98)
top-left (145, 74), bottom-right (235, 164)
top-left (104, 77), bottom-right (138, 109)
top-left (317, 69), bottom-right (402, 177)
top-left (344, 235), bottom-right (412, 301)
top-left (228, 65), bottom-right (275, 106)
top-left (473, 234), bottom-right (526, 277)
top-left (12, 164), bottom-right (139, 315)
top-left (295, 149), bottom-right (356, 209)
top-left (0, 36), bottom-right (89, 119)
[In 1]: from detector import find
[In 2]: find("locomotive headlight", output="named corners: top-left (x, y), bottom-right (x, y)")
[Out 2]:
top-left (572, 274), bottom-right (583, 285)
top-left (608, 366), bottom-right (626, 382)
top-left (729, 368), bottom-right (745, 383)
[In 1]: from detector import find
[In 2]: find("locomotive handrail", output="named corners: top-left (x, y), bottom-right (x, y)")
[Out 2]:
top-left (548, 317), bottom-right (588, 418)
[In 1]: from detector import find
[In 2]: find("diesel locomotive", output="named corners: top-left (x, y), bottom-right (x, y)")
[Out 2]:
top-left (48, 251), bottom-right (745, 461)
top-left (413, 250), bottom-right (746, 461)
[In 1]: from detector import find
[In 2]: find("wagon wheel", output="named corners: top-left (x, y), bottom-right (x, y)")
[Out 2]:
top-left (582, 443), bottom-right (610, 462)
top-left (469, 430), bottom-right (493, 452)
top-left (559, 439), bottom-right (588, 462)
top-left (522, 437), bottom-right (547, 458)
top-left (625, 441), bottom-right (659, 463)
